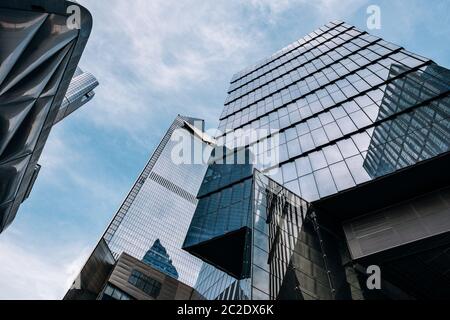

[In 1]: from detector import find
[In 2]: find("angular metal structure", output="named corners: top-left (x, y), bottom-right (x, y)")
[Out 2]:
top-left (0, 1), bottom-right (94, 233)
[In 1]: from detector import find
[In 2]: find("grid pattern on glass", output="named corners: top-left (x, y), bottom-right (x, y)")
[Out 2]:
top-left (183, 165), bottom-right (253, 250)
top-left (63, 71), bottom-right (98, 104)
top-left (251, 171), bottom-right (333, 300)
top-left (222, 40), bottom-right (415, 120)
top-left (230, 21), bottom-right (346, 85)
top-left (219, 47), bottom-right (428, 129)
top-left (100, 116), bottom-right (208, 287)
top-left (216, 64), bottom-right (449, 161)
top-left (227, 24), bottom-right (360, 96)
top-left (270, 99), bottom-right (449, 201)
top-left (216, 64), bottom-right (449, 203)
top-left (225, 28), bottom-right (376, 106)
top-left (184, 21), bottom-right (450, 301)
top-left (194, 264), bottom-right (251, 300)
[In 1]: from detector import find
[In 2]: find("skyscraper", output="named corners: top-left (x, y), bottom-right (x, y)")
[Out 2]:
top-left (0, 1), bottom-right (96, 233)
top-left (142, 239), bottom-right (179, 280)
top-left (183, 21), bottom-right (450, 299)
top-left (53, 68), bottom-right (98, 125)
top-left (65, 115), bottom-right (212, 300)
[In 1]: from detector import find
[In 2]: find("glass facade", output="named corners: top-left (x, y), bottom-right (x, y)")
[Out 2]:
top-left (103, 116), bottom-right (210, 287)
top-left (188, 171), bottom-right (336, 300)
top-left (69, 116), bottom-right (212, 297)
top-left (54, 68), bottom-right (99, 124)
top-left (183, 20), bottom-right (450, 300)
top-left (142, 239), bottom-right (179, 280)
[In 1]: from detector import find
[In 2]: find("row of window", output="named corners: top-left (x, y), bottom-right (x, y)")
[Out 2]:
top-left (230, 21), bottom-right (344, 86)
top-left (218, 90), bottom-right (382, 158)
top-left (218, 58), bottom-right (436, 139)
top-left (227, 28), bottom-right (367, 103)
top-left (217, 66), bottom-right (449, 168)
top-left (221, 36), bottom-right (403, 119)
top-left (227, 24), bottom-right (357, 95)
top-left (220, 57), bottom-right (396, 133)
top-left (211, 96), bottom-right (448, 196)
top-left (267, 106), bottom-right (449, 201)
top-left (221, 45), bottom-right (425, 125)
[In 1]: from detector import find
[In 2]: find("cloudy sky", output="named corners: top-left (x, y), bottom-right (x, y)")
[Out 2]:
top-left (0, 0), bottom-right (449, 300)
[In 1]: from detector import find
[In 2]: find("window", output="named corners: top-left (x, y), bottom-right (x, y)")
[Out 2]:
top-left (314, 168), bottom-right (338, 197)
top-left (337, 139), bottom-right (360, 158)
top-left (295, 156), bottom-right (313, 177)
top-left (287, 138), bottom-right (302, 157)
top-left (329, 161), bottom-right (356, 191)
top-left (345, 154), bottom-right (371, 184)
top-left (285, 127), bottom-right (298, 142)
top-left (309, 151), bottom-right (328, 171)
top-left (323, 145), bottom-right (344, 165)
top-left (311, 128), bottom-right (329, 146)
top-left (337, 116), bottom-right (357, 135)
top-left (350, 110), bottom-right (372, 128)
top-left (101, 284), bottom-right (133, 301)
top-left (324, 122), bottom-right (343, 140)
top-left (299, 174), bottom-right (319, 201)
top-left (299, 133), bottom-right (315, 152)
top-left (128, 270), bottom-right (162, 298)
top-left (282, 162), bottom-right (297, 182)
top-left (352, 132), bottom-right (372, 152)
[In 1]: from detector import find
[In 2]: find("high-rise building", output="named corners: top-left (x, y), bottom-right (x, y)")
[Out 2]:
top-left (0, 1), bottom-right (96, 233)
top-left (142, 239), bottom-right (180, 280)
top-left (183, 21), bottom-right (450, 300)
top-left (54, 67), bottom-right (98, 125)
top-left (65, 115), bottom-right (213, 300)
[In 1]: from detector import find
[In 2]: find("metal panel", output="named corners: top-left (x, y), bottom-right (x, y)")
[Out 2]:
top-left (344, 188), bottom-right (450, 259)
top-left (0, 1), bottom-right (93, 232)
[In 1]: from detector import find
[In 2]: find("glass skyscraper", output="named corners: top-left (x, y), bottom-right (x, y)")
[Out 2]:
top-left (142, 239), bottom-right (179, 280)
top-left (53, 68), bottom-right (98, 125)
top-left (183, 21), bottom-right (450, 300)
top-left (66, 115), bottom-right (212, 299)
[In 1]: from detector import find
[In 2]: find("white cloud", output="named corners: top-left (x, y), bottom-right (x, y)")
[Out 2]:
top-left (38, 127), bottom-right (121, 204)
top-left (74, 0), bottom-right (265, 145)
top-left (248, 0), bottom-right (366, 22)
top-left (312, 0), bottom-right (367, 18)
top-left (74, 0), bottom-right (369, 146)
top-left (0, 239), bottom-right (90, 300)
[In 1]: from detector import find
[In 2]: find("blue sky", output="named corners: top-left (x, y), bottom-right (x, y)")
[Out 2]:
top-left (0, 0), bottom-right (448, 299)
